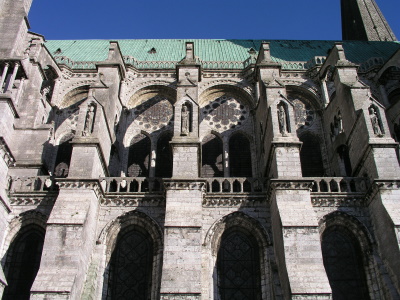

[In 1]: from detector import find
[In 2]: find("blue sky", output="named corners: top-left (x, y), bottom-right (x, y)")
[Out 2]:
top-left (28, 0), bottom-right (400, 40)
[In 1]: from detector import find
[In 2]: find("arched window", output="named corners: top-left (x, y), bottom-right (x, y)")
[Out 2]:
top-left (229, 133), bottom-right (252, 177)
top-left (128, 134), bottom-right (151, 177)
top-left (202, 134), bottom-right (223, 177)
top-left (54, 135), bottom-right (73, 178)
top-left (106, 228), bottom-right (153, 300)
top-left (217, 228), bottom-right (262, 300)
top-left (3, 226), bottom-right (45, 299)
top-left (322, 228), bottom-right (370, 300)
top-left (155, 132), bottom-right (172, 178)
top-left (299, 133), bottom-right (324, 177)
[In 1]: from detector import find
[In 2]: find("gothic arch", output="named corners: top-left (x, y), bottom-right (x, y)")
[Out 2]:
top-left (98, 210), bottom-right (163, 300)
top-left (199, 84), bottom-right (255, 110)
top-left (319, 212), bottom-right (382, 300)
top-left (201, 133), bottom-right (223, 177)
top-left (286, 85), bottom-right (323, 110)
top-left (204, 212), bottom-right (273, 300)
top-left (127, 133), bottom-right (151, 177)
top-left (1, 211), bottom-right (48, 299)
top-left (1, 210), bottom-right (48, 260)
top-left (127, 85), bottom-right (176, 108)
top-left (58, 85), bottom-right (90, 109)
top-left (198, 81), bottom-right (254, 104)
top-left (53, 133), bottom-right (74, 178)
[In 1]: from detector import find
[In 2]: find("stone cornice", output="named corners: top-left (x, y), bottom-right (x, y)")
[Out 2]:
top-left (366, 179), bottom-right (400, 204)
top-left (56, 178), bottom-right (104, 199)
top-left (0, 137), bottom-right (16, 167)
top-left (203, 194), bottom-right (266, 207)
top-left (311, 194), bottom-right (365, 207)
top-left (101, 195), bottom-right (165, 207)
top-left (269, 179), bottom-right (314, 190)
top-left (164, 179), bottom-right (206, 191)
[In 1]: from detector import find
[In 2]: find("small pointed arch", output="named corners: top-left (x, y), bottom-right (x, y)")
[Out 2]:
top-left (2, 211), bottom-right (48, 300)
top-left (98, 210), bottom-right (163, 300)
top-left (299, 132), bottom-right (325, 177)
top-left (155, 131), bottom-right (173, 178)
top-left (319, 212), bottom-right (376, 300)
top-left (127, 132), bottom-right (151, 177)
top-left (368, 103), bottom-right (385, 136)
top-left (204, 212), bottom-right (272, 300)
top-left (202, 133), bottom-right (223, 177)
top-left (54, 132), bottom-right (74, 178)
top-left (277, 100), bottom-right (292, 134)
top-left (229, 131), bottom-right (252, 177)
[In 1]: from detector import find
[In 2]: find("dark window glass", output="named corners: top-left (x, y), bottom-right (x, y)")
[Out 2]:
top-left (217, 229), bottom-right (261, 300)
top-left (322, 229), bottom-right (370, 300)
top-left (107, 229), bottom-right (153, 300)
top-left (299, 133), bottom-right (324, 177)
top-left (202, 134), bottom-right (223, 177)
top-left (155, 132), bottom-right (172, 178)
top-left (54, 137), bottom-right (73, 178)
top-left (229, 134), bottom-right (252, 177)
top-left (3, 226), bottom-right (45, 300)
top-left (128, 134), bottom-right (151, 177)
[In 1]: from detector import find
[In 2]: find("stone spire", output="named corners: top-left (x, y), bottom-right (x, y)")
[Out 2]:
top-left (341, 0), bottom-right (397, 41)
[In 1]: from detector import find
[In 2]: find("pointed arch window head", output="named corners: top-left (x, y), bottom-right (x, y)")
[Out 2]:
top-left (217, 228), bottom-right (262, 300)
top-left (54, 135), bottom-right (74, 178)
top-left (106, 228), bottom-right (153, 300)
top-left (3, 225), bottom-right (45, 300)
top-left (202, 133), bottom-right (223, 177)
top-left (128, 133), bottom-right (151, 177)
top-left (322, 227), bottom-right (370, 300)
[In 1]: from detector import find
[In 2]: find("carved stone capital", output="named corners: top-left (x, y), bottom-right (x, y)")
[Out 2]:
top-left (164, 179), bottom-right (206, 191)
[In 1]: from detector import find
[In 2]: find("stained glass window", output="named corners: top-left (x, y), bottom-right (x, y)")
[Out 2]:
top-left (217, 229), bottom-right (261, 300)
top-left (322, 229), bottom-right (370, 300)
top-left (106, 229), bottom-right (153, 300)
top-left (3, 226), bottom-right (45, 300)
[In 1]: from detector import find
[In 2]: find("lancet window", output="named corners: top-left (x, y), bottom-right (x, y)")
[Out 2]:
top-left (127, 134), bottom-right (151, 177)
top-left (202, 133), bottom-right (223, 177)
top-left (229, 133), bottom-right (252, 177)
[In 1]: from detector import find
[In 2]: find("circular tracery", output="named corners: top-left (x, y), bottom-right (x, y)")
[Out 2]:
top-left (289, 97), bottom-right (315, 129)
top-left (133, 96), bottom-right (173, 131)
top-left (202, 96), bottom-right (248, 132)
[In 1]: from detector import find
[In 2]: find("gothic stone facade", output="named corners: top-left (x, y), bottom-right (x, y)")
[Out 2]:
top-left (1, 1), bottom-right (400, 300)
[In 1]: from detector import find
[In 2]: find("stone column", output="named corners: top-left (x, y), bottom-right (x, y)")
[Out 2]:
top-left (160, 180), bottom-right (205, 300)
top-left (5, 62), bottom-right (19, 93)
top-left (0, 63), bottom-right (9, 92)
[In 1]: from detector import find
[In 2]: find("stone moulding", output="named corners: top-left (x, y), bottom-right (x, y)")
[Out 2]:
top-left (9, 194), bottom-right (57, 206)
top-left (366, 179), bottom-right (400, 204)
top-left (101, 195), bottom-right (165, 207)
top-left (160, 294), bottom-right (201, 300)
top-left (163, 179), bottom-right (206, 191)
top-left (56, 178), bottom-right (104, 200)
top-left (202, 194), bottom-right (266, 207)
top-left (269, 179), bottom-right (314, 190)
top-left (311, 195), bottom-right (365, 207)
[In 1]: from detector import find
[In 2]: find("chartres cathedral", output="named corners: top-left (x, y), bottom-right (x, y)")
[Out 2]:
top-left (1, 0), bottom-right (400, 299)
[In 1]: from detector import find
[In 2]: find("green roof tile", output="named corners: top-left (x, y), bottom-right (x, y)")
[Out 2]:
top-left (45, 39), bottom-right (400, 70)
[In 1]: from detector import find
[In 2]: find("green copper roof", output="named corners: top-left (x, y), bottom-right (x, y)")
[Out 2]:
top-left (45, 39), bottom-right (400, 70)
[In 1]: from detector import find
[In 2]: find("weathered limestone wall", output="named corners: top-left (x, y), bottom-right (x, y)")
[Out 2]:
top-left (160, 182), bottom-right (204, 299)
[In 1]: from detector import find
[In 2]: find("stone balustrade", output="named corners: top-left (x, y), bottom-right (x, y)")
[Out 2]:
top-left (100, 177), bottom-right (164, 193)
top-left (205, 177), bottom-right (267, 193)
top-left (311, 177), bottom-right (369, 193)
top-left (8, 176), bottom-right (57, 192)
